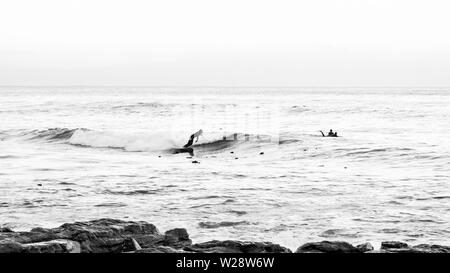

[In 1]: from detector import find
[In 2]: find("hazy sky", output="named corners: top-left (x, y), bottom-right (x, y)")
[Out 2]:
top-left (1, 0), bottom-right (450, 86)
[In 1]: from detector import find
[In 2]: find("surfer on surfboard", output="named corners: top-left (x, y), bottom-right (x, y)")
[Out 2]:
top-left (320, 129), bottom-right (338, 137)
top-left (184, 129), bottom-right (203, 147)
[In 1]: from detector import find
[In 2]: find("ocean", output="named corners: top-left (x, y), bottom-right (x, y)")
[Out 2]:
top-left (0, 86), bottom-right (449, 250)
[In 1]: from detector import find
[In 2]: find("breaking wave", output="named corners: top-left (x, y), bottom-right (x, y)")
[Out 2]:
top-left (25, 128), bottom-right (78, 141)
top-left (19, 128), bottom-right (277, 153)
top-left (68, 129), bottom-right (177, 152)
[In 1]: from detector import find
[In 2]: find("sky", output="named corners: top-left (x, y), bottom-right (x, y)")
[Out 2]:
top-left (1, 0), bottom-right (450, 86)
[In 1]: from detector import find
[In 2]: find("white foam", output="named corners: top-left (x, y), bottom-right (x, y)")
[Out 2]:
top-left (68, 130), bottom-right (178, 152)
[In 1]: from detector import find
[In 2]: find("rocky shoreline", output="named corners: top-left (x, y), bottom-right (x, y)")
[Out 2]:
top-left (0, 219), bottom-right (449, 253)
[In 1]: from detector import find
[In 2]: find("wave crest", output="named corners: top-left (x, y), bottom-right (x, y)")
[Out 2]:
top-left (20, 128), bottom-right (280, 153)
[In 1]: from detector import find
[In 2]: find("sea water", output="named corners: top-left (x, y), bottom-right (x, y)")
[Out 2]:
top-left (0, 87), bottom-right (449, 250)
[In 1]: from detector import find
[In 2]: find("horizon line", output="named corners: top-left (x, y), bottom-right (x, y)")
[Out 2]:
top-left (1, 85), bottom-right (450, 89)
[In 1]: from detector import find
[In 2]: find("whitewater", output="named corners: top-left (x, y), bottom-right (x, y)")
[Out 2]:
top-left (0, 86), bottom-right (449, 250)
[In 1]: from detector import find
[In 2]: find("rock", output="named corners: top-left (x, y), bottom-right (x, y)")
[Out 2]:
top-left (365, 250), bottom-right (385, 253)
top-left (0, 227), bottom-right (13, 233)
top-left (0, 239), bottom-right (24, 253)
top-left (381, 241), bottom-right (409, 250)
top-left (1, 219), bottom-right (161, 253)
top-left (135, 245), bottom-right (183, 253)
top-left (259, 152), bottom-right (264, 155)
top-left (411, 244), bottom-right (450, 253)
top-left (185, 240), bottom-right (291, 253)
top-left (0, 230), bottom-right (59, 244)
top-left (22, 239), bottom-right (81, 253)
top-left (120, 238), bottom-right (141, 252)
top-left (378, 243), bottom-right (450, 253)
top-left (2, 218), bottom-right (449, 254)
top-left (163, 228), bottom-right (191, 248)
top-left (379, 241), bottom-right (419, 253)
top-left (60, 219), bottom-right (161, 252)
top-left (30, 227), bottom-right (49, 233)
top-left (356, 242), bottom-right (374, 252)
top-left (37, 184), bottom-right (42, 186)
top-left (295, 241), bottom-right (360, 253)
top-left (192, 160), bottom-right (200, 164)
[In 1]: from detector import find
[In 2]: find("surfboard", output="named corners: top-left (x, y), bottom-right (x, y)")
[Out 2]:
top-left (169, 147), bottom-right (194, 154)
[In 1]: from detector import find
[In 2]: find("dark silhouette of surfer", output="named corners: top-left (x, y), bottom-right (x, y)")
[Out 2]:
top-left (184, 129), bottom-right (203, 147)
top-left (320, 129), bottom-right (338, 137)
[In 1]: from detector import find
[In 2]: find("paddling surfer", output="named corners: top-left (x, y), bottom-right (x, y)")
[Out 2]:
top-left (320, 129), bottom-right (338, 137)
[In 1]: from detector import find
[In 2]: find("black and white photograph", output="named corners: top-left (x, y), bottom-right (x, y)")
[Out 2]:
top-left (1, 0), bottom-right (449, 271)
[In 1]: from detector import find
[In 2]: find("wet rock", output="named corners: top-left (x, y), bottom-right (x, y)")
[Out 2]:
top-left (185, 240), bottom-right (292, 253)
top-left (356, 242), bottom-right (374, 252)
top-left (295, 241), bottom-right (360, 253)
top-left (192, 160), bottom-right (200, 164)
top-left (378, 241), bottom-right (417, 253)
top-left (379, 242), bottom-right (450, 253)
top-left (120, 238), bottom-right (141, 252)
top-left (0, 230), bottom-right (59, 244)
top-left (135, 245), bottom-right (183, 253)
top-left (0, 227), bottom-right (13, 233)
top-left (365, 249), bottom-right (385, 253)
top-left (412, 244), bottom-right (450, 253)
top-left (162, 228), bottom-right (191, 248)
top-left (2, 218), bottom-right (449, 253)
top-left (259, 152), bottom-right (264, 155)
top-left (0, 239), bottom-right (24, 253)
top-left (381, 241), bottom-right (408, 250)
top-left (59, 219), bottom-right (161, 252)
top-left (1, 219), bottom-right (161, 253)
top-left (23, 239), bottom-right (81, 253)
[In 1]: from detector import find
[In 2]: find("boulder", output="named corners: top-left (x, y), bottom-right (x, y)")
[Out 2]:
top-left (22, 239), bottom-right (81, 253)
top-left (411, 244), bottom-right (450, 253)
top-left (379, 243), bottom-right (450, 253)
top-left (356, 242), bottom-right (374, 253)
top-left (380, 241), bottom-right (408, 250)
top-left (185, 240), bottom-right (292, 253)
top-left (0, 230), bottom-right (59, 244)
top-left (0, 227), bottom-right (13, 233)
top-left (162, 228), bottom-right (192, 248)
top-left (1, 219), bottom-right (162, 253)
top-left (51, 219), bottom-right (162, 252)
top-left (2, 218), bottom-right (449, 254)
top-left (0, 239), bottom-right (24, 253)
top-left (295, 241), bottom-right (360, 253)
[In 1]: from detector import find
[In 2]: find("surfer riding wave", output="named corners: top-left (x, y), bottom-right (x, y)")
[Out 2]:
top-left (183, 129), bottom-right (203, 148)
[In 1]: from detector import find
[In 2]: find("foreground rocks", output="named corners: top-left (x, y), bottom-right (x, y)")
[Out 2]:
top-left (295, 241), bottom-right (369, 253)
top-left (377, 241), bottom-right (450, 253)
top-left (0, 219), bottom-right (448, 253)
